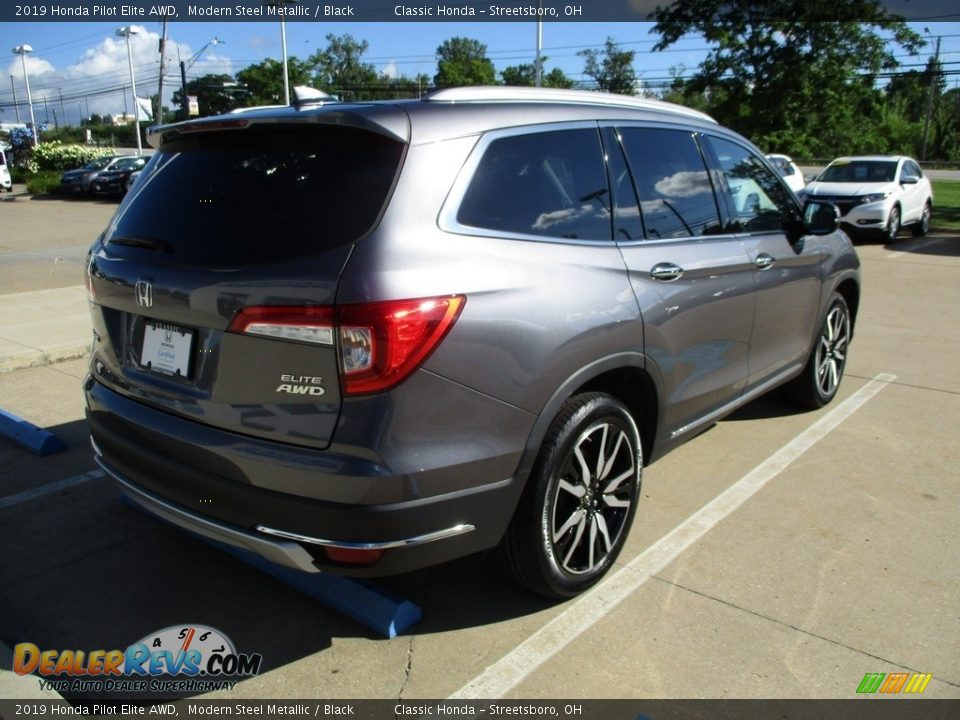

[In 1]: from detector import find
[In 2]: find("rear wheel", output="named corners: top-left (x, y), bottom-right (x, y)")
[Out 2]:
top-left (911, 201), bottom-right (931, 237)
top-left (786, 293), bottom-right (850, 409)
top-left (498, 393), bottom-right (642, 598)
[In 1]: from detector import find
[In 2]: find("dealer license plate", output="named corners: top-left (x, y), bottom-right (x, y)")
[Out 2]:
top-left (141, 321), bottom-right (193, 377)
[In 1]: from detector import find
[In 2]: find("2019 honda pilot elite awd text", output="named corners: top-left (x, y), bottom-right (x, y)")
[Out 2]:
top-left (84, 87), bottom-right (860, 599)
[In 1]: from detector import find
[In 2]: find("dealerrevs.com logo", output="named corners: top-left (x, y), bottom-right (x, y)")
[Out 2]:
top-left (13, 625), bottom-right (263, 694)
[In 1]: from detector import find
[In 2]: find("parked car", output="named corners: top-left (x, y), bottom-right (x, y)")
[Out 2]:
top-left (85, 87), bottom-right (860, 598)
top-left (766, 153), bottom-right (805, 194)
top-left (0, 146), bottom-right (12, 192)
top-left (59, 155), bottom-right (126, 195)
top-left (92, 156), bottom-right (148, 198)
top-left (125, 170), bottom-right (142, 193)
top-left (803, 156), bottom-right (933, 242)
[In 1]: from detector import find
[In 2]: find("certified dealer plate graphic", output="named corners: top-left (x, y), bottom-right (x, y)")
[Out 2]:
top-left (142, 322), bottom-right (193, 377)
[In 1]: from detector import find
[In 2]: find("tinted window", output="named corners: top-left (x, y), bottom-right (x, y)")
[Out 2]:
top-left (819, 160), bottom-right (897, 183)
top-left (618, 128), bottom-right (721, 239)
top-left (105, 126), bottom-right (403, 267)
top-left (457, 129), bottom-right (611, 240)
top-left (903, 160), bottom-right (922, 178)
top-left (710, 137), bottom-right (796, 233)
top-left (602, 128), bottom-right (643, 241)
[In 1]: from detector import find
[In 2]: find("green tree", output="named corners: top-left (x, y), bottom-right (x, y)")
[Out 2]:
top-left (651, 0), bottom-right (922, 157)
top-left (379, 73), bottom-right (432, 99)
top-left (235, 58), bottom-right (313, 107)
top-left (434, 37), bottom-right (496, 88)
top-left (309, 34), bottom-right (379, 100)
top-left (501, 59), bottom-right (574, 89)
top-left (172, 74), bottom-right (240, 117)
top-left (578, 38), bottom-right (637, 95)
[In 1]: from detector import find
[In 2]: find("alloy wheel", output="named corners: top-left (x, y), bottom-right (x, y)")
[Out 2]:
top-left (549, 420), bottom-right (637, 575)
top-left (815, 304), bottom-right (849, 397)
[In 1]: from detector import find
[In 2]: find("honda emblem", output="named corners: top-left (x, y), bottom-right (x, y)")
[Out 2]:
top-left (135, 280), bottom-right (153, 308)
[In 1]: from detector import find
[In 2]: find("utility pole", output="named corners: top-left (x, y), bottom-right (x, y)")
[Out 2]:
top-left (921, 34), bottom-right (941, 162)
top-left (58, 88), bottom-right (66, 128)
top-left (535, 0), bottom-right (543, 87)
top-left (43, 95), bottom-right (50, 123)
top-left (10, 75), bottom-right (20, 124)
top-left (157, 17), bottom-right (168, 124)
top-left (180, 60), bottom-right (188, 119)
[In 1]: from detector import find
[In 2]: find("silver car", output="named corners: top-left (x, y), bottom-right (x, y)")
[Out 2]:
top-left (85, 87), bottom-right (860, 598)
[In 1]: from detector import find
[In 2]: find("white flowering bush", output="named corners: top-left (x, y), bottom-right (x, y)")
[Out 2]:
top-left (29, 141), bottom-right (115, 172)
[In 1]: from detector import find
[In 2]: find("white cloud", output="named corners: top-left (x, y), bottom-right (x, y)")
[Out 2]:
top-left (5, 27), bottom-right (236, 123)
top-left (381, 61), bottom-right (399, 79)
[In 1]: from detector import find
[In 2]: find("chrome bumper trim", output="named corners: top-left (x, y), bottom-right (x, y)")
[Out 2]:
top-left (95, 455), bottom-right (322, 574)
top-left (254, 522), bottom-right (476, 551)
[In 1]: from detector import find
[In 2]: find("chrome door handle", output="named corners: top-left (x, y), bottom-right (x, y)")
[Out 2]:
top-left (755, 253), bottom-right (775, 269)
top-left (649, 262), bottom-right (684, 281)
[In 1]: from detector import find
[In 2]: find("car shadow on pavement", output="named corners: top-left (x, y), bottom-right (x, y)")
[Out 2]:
top-left (0, 418), bottom-right (556, 701)
top-left (884, 231), bottom-right (960, 256)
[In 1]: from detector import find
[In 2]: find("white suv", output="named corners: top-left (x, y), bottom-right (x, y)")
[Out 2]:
top-left (803, 156), bottom-right (933, 242)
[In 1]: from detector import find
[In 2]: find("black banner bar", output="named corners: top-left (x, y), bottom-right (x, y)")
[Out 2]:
top-left (2, 700), bottom-right (960, 720)
top-left (2, 0), bottom-right (958, 23)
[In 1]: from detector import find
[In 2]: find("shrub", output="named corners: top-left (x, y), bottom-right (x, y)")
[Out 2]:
top-left (30, 141), bottom-right (115, 172)
top-left (26, 170), bottom-right (64, 196)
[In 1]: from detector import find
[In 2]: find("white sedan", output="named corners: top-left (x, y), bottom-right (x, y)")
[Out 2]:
top-left (802, 156), bottom-right (933, 243)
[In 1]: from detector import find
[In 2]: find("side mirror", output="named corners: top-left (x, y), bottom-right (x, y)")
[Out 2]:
top-left (901, 174), bottom-right (919, 185)
top-left (804, 201), bottom-right (840, 235)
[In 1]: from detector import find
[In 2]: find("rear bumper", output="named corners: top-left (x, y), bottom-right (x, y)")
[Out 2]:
top-left (99, 451), bottom-right (476, 575)
top-left (85, 376), bottom-right (531, 576)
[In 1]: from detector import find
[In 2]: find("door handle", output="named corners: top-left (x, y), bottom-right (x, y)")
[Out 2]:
top-left (755, 253), bottom-right (776, 270)
top-left (649, 262), bottom-right (684, 281)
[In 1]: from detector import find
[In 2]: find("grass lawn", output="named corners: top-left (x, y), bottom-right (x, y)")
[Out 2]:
top-left (932, 180), bottom-right (960, 230)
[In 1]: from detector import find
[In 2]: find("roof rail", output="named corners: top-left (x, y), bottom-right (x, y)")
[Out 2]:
top-left (423, 86), bottom-right (716, 124)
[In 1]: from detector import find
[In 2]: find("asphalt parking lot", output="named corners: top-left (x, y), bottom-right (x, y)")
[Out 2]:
top-left (0, 196), bottom-right (958, 702)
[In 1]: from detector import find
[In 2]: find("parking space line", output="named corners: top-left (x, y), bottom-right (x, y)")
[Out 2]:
top-left (450, 372), bottom-right (897, 700)
top-left (887, 237), bottom-right (945, 259)
top-left (0, 469), bottom-right (105, 510)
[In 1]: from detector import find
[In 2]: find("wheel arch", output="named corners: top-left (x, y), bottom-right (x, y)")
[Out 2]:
top-left (835, 277), bottom-right (860, 335)
top-left (515, 353), bottom-right (662, 488)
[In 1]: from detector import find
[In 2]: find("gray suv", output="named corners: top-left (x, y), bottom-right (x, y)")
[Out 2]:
top-left (85, 87), bottom-right (860, 598)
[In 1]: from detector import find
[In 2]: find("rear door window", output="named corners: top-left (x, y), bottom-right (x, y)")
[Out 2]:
top-left (617, 127), bottom-right (722, 239)
top-left (105, 125), bottom-right (404, 267)
top-left (456, 128), bottom-right (612, 241)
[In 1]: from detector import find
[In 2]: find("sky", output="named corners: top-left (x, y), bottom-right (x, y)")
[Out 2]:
top-left (1, 18), bottom-right (958, 127)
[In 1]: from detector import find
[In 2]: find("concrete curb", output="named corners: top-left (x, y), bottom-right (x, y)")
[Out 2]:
top-left (0, 342), bottom-right (91, 375)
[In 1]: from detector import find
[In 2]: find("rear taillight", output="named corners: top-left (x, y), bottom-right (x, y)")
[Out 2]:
top-left (229, 296), bottom-right (465, 395)
top-left (228, 306), bottom-right (335, 346)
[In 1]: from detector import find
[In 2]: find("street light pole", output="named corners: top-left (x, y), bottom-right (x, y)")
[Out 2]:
top-left (117, 26), bottom-right (142, 156)
top-left (264, 1), bottom-right (295, 105)
top-left (12, 45), bottom-right (39, 145)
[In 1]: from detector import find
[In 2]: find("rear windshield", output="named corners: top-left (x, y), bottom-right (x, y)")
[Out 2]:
top-left (105, 125), bottom-right (404, 267)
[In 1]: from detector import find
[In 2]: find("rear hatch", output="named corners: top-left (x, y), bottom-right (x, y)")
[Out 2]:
top-left (88, 112), bottom-right (408, 448)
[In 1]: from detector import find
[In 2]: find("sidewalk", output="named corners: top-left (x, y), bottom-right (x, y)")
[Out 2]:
top-left (0, 286), bottom-right (92, 373)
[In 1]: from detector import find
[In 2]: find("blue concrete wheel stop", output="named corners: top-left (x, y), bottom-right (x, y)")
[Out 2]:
top-left (0, 408), bottom-right (67, 456)
top-left (120, 494), bottom-right (421, 638)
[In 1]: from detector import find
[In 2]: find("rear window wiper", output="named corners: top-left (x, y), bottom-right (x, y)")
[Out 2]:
top-left (109, 236), bottom-right (173, 253)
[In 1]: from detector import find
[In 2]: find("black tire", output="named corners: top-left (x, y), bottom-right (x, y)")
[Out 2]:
top-left (885, 206), bottom-right (901, 244)
top-left (786, 293), bottom-right (851, 409)
top-left (911, 201), bottom-right (931, 237)
top-left (497, 392), bottom-right (643, 599)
